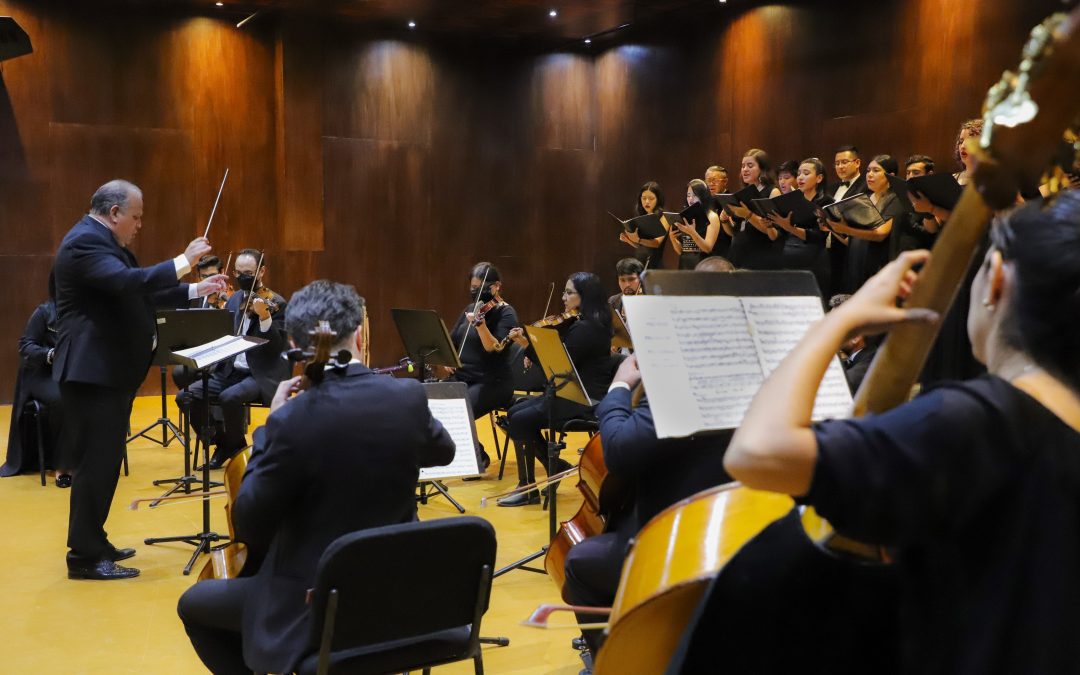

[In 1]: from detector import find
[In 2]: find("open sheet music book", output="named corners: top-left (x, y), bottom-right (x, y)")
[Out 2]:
top-left (419, 382), bottom-right (482, 480)
top-left (623, 295), bottom-right (852, 439)
top-left (170, 334), bottom-right (267, 371)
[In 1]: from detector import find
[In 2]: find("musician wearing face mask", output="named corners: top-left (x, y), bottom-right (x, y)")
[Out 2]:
top-left (183, 248), bottom-right (289, 469)
top-left (435, 262), bottom-right (520, 472)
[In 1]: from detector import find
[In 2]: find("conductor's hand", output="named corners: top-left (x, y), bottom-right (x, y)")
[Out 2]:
top-left (612, 354), bottom-right (641, 390)
top-left (830, 250), bottom-right (940, 339)
top-left (270, 376), bottom-right (303, 414)
top-left (196, 274), bottom-right (228, 298)
top-left (184, 237), bottom-right (212, 266)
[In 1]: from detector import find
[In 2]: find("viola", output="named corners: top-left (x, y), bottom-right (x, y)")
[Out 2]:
top-left (532, 308), bottom-right (580, 328)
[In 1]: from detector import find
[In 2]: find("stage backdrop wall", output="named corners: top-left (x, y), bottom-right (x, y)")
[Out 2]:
top-left (0, 0), bottom-right (1061, 400)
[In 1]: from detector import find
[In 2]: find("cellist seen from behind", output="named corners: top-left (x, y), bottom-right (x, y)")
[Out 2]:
top-left (177, 280), bottom-right (455, 675)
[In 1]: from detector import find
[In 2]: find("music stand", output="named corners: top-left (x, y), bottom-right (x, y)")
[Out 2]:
top-left (494, 325), bottom-right (592, 578)
top-left (389, 308), bottom-right (462, 379)
top-left (144, 334), bottom-right (266, 575)
top-left (141, 308), bottom-right (232, 504)
top-left (417, 381), bottom-right (484, 513)
top-left (390, 309), bottom-right (466, 508)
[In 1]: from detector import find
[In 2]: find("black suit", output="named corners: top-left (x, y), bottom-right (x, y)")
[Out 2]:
top-left (563, 386), bottom-right (733, 652)
top-left (186, 288), bottom-right (290, 457)
top-left (53, 215), bottom-right (190, 559)
top-left (2, 301), bottom-right (63, 475)
top-left (829, 173), bottom-right (867, 200)
top-left (178, 363), bottom-right (455, 675)
top-left (844, 344), bottom-right (877, 394)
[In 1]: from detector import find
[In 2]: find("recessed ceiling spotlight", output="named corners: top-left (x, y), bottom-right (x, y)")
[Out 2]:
top-left (408, 20), bottom-right (416, 28)
top-left (215, 1), bottom-right (223, 5)
top-left (549, 9), bottom-right (558, 18)
top-left (584, 38), bottom-right (591, 44)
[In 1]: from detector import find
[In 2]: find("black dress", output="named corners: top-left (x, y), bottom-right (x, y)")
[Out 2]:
top-left (841, 190), bottom-right (904, 293)
top-left (2, 301), bottom-right (65, 475)
top-left (728, 183), bottom-right (786, 270)
top-left (807, 376), bottom-right (1080, 674)
top-left (780, 190), bottom-right (833, 297)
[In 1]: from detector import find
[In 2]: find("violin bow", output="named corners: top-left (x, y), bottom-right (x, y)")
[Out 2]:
top-left (203, 168), bottom-right (229, 239)
top-left (457, 265), bottom-right (492, 360)
top-left (237, 251), bottom-right (265, 336)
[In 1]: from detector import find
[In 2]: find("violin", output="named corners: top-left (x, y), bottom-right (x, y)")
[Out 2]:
top-left (493, 308), bottom-right (580, 352)
top-left (246, 285), bottom-right (282, 316)
top-left (469, 298), bottom-right (505, 325)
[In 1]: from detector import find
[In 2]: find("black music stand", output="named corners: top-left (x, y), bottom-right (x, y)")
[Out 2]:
top-left (390, 309), bottom-right (467, 509)
top-left (127, 307), bottom-right (229, 450)
top-left (494, 325), bottom-right (593, 578)
top-left (144, 334), bottom-right (266, 575)
top-left (142, 308), bottom-right (232, 504)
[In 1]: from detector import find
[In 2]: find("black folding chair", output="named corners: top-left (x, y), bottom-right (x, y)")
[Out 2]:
top-left (297, 516), bottom-right (507, 675)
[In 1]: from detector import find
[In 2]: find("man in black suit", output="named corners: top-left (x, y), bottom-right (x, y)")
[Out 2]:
top-left (185, 248), bottom-right (290, 468)
top-left (564, 355), bottom-right (732, 658)
top-left (53, 179), bottom-right (226, 580)
top-left (830, 145), bottom-right (867, 200)
top-left (177, 279), bottom-right (456, 675)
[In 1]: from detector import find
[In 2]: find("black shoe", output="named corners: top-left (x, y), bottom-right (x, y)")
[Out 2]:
top-left (67, 558), bottom-right (140, 581)
top-left (108, 547), bottom-right (136, 562)
top-left (497, 490), bottom-right (540, 507)
top-left (55, 474), bottom-right (72, 488)
top-left (551, 457), bottom-right (574, 475)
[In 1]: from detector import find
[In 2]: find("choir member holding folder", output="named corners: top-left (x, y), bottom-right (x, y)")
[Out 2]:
top-left (765, 157), bottom-right (834, 296)
top-left (726, 149), bottom-right (784, 270)
top-left (668, 179), bottom-right (721, 270)
top-left (618, 181), bottom-right (669, 269)
top-left (822, 155), bottom-right (907, 292)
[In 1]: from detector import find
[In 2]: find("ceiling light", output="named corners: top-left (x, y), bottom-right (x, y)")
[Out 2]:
top-left (584, 38), bottom-right (591, 44)
top-left (549, 9), bottom-right (558, 18)
top-left (408, 20), bottom-right (416, 28)
top-left (215, 1), bottom-right (223, 5)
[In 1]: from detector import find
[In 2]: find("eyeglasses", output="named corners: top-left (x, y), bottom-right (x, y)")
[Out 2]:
top-left (834, 159), bottom-right (856, 166)
top-left (562, 289), bottom-right (578, 296)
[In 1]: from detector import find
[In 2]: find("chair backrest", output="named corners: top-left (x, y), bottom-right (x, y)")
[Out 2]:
top-left (308, 516), bottom-right (497, 650)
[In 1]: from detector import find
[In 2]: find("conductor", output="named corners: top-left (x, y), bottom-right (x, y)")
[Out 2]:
top-left (53, 179), bottom-right (226, 581)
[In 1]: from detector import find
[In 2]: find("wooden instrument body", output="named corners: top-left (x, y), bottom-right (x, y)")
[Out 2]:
top-left (595, 483), bottom-right (792, 675)
top-left (197, 449), bottom-right (251, 581)
top-left (544, 434), bottom-right (629, 600)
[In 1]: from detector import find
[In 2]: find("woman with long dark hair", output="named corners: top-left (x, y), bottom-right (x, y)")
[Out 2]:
top-left (499, 272), bottom-right (614, 506)
top-left (726, 191), bottom-right (1080, 673)
top-left (619, 181), bottom-right (669, 269)
top-left (669, 179), bottom-right (722, 270)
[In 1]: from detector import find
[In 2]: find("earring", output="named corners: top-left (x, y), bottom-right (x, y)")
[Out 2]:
top-left (982, 298), bottom-right (995, 310)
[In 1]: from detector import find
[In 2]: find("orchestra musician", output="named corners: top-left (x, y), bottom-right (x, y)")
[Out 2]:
top-left (2, 271), bottom-right (71, 486)
top-left (607, 257), bottom-right (644, 323)
top-left (53, 179), bottom-right (226, 580)
top-left (498, 272), bottom-right (615, 507)
top-left (178, 279), bottom-right (456, 675)
top-left (725, 194), bottom-right (1080, 672)
top-left (619, 181), bottom-right (669, 269)
top-left (185, 248), bottom-right (290, 470)
top-left (173, 254), bottom-right (229, 391)
top-left (436, 262), bottom-right (520, 471)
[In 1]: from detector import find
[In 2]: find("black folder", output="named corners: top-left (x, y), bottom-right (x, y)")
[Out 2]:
top-left (751, 191), bottom-right (820, 225)
top-left (667, 202), bottom-right (711, 236)
top-left (887, 175), bottom-right (915, 213)
top-left (712, 193), bottom-right (742, 218)
top-left (822, 192), bottom-right (885, 230)
top-left (732, 184), bottom-right (768, 217)
top-left (906, 173), bottom-right (963, 210)
top-left (608, 211), bottom-right (668, 239)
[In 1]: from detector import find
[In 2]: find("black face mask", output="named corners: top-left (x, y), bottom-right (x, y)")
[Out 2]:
top-left (237, 273), bottom-right (257, 292)
top-left (469, 287), bottom-right (494, 303)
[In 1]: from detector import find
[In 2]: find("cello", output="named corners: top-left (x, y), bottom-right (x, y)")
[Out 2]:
top-left (594, 11), bottom-right (1080, 673)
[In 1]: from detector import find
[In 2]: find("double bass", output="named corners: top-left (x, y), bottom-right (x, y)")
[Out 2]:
top-left (594, 11), bottom-right (1080, 673)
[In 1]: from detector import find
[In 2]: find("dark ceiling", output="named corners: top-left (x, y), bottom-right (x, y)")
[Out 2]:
top-left (117, 0), bottom-right (730, 43)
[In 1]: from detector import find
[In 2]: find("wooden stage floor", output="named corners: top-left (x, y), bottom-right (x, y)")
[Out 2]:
top-left (0, 395), bottom-right (587, 674)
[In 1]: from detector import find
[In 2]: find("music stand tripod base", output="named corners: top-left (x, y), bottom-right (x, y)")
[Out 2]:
top-left (416, 480), bottom-right (466, 513)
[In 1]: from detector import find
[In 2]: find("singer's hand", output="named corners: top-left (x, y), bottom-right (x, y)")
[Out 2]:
top-left (270, 376), bottom-right (303, 414)
top-left (184, 237), bottom-right (212, 266)
top-left (195, 274), bottom-right (228, 298)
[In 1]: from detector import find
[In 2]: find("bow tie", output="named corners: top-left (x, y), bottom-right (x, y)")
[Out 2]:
top-left (839, 181), bottom-right (851, 188)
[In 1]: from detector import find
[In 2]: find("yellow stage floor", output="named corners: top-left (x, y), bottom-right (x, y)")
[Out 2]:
top-left (0, 396), bottom-right (587, 674)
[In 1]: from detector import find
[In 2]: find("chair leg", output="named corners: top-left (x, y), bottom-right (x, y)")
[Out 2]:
top-left (487, 412), bottom-right (502, 460)
top-left (474, 653), bottom-right (484, 675)
top-left (122, 446), bottom-right (129, 476)
top-left (34, 406), bottom-right (46, 487)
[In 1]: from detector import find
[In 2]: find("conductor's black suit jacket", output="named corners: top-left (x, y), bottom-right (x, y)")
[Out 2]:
top-left (52, 215), bottom-right (189, 392)
top-left (232, 363), bottom-right (456, 673)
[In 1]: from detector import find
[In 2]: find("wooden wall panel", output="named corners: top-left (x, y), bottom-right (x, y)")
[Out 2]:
top-left (0, 0), bottom-right (1066, 399)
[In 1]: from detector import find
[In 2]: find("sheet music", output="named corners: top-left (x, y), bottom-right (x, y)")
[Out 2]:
top-left (419, 397), bottom-right (482, 480)
top-left (741, 297), bottom-right (852, 421)
top-left (624, 296), bottom-right (762, 438)
top-left (172, 335), bottom-right (263, 370)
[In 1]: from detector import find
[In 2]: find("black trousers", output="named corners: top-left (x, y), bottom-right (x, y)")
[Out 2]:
top-left (185, 369), bottom-right (262, 457)
top-left (27, 375), bottom-right (68, 470)
top-left (462, 377), bottom-right (513, 419)
top-left (177, 577), bottom-right (253, 675)
top-left (563, 518), bottom-right (636, 654)
top-left (506, 395), bottom-right (591, 485)
top-left (61, 382), bottom-right (133, 559)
